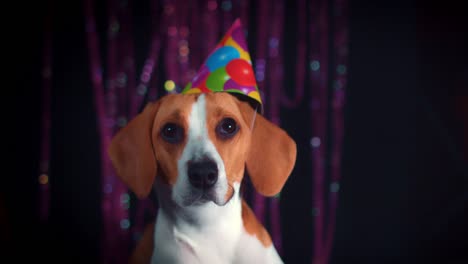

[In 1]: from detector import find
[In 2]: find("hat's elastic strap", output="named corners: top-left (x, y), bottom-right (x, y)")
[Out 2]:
top-left (250, 105), bottom-right (258, 130)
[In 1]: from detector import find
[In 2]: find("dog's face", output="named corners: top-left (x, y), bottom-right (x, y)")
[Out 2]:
top-left (153, 93), bottom-right (252, 206)
top-left (109, 93), bottom-right (296, 207)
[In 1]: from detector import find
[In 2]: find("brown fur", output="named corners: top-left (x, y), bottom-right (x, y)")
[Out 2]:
top-left (241, 199), bottom-right (273, 247)
top-left (238, 101), bottom-right (297, 196)
top-left (129, 222), bottom-right (155, 264)
top-left (108, 100), bottom-right (160, 198)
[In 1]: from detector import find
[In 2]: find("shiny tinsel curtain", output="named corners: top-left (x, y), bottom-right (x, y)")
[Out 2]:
top-left (38, 0), bottom-right (348, 263)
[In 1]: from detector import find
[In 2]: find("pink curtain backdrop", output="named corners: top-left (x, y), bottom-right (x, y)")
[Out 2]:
top-left (38, 0), bottom-right (348, 263)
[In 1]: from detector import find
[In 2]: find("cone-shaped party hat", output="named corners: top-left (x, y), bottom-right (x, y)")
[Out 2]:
top-left (181, 18), bottom-right (262, 112)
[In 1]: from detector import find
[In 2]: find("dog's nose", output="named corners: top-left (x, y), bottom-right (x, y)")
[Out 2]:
top-left (187, 160), bottom-right (218, 189)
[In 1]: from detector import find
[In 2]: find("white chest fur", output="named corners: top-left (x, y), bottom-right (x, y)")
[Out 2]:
top-left (150, 194), bottom-right (283, 264)
top-left (151, 190), bottom-right (243, 264)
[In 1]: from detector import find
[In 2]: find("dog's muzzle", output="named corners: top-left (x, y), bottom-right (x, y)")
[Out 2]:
top-left (179, 159), bottom-right (234, 206)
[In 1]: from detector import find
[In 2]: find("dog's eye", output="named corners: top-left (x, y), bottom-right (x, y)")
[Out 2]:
top-left (216, 118), bottom-right (238, 139)
top-left (161, 123), bottom-right (183, 144)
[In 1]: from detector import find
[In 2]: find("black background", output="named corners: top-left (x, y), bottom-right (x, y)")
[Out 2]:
top-left (7, 0), bottom-right (468, 263)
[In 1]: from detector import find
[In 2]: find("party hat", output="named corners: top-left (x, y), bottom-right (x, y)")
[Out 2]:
top-left (181, 18), bottom-right (262, 113)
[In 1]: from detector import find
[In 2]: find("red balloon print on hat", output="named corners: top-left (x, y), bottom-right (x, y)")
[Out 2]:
top-left (226, 59), bottom-right (256, 87)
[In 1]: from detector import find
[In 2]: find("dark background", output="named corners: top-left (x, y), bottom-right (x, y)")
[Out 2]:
top-left (7, 0), bottom-right (468, 263)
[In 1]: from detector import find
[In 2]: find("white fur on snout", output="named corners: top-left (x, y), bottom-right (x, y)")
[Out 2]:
top-left (173, 94), bottom-right (229, 207)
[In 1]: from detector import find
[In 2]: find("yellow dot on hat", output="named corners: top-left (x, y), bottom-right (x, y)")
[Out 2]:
top-left (247, 91), bottom-right (261, 103)
top-left (164, 80), bottom-right (176, 91)
top-left (185, 87), bottom-right (201, 94)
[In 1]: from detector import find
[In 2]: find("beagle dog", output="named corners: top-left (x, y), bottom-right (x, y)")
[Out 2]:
top-left (108, 92), bottom-right (296, 263)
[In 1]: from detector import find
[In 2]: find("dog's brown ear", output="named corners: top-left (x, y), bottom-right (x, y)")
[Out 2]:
top-left (239, 102), bottom-right (297, 196)
top-left (108, 101), bottom-right (160, 199)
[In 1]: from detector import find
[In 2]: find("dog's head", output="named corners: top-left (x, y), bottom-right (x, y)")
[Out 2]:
top-left (108, 93), bottom-right (296, 206)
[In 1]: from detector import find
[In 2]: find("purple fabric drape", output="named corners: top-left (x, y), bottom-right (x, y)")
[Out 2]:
top-left (39, 1), bottom-right (348, 263)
